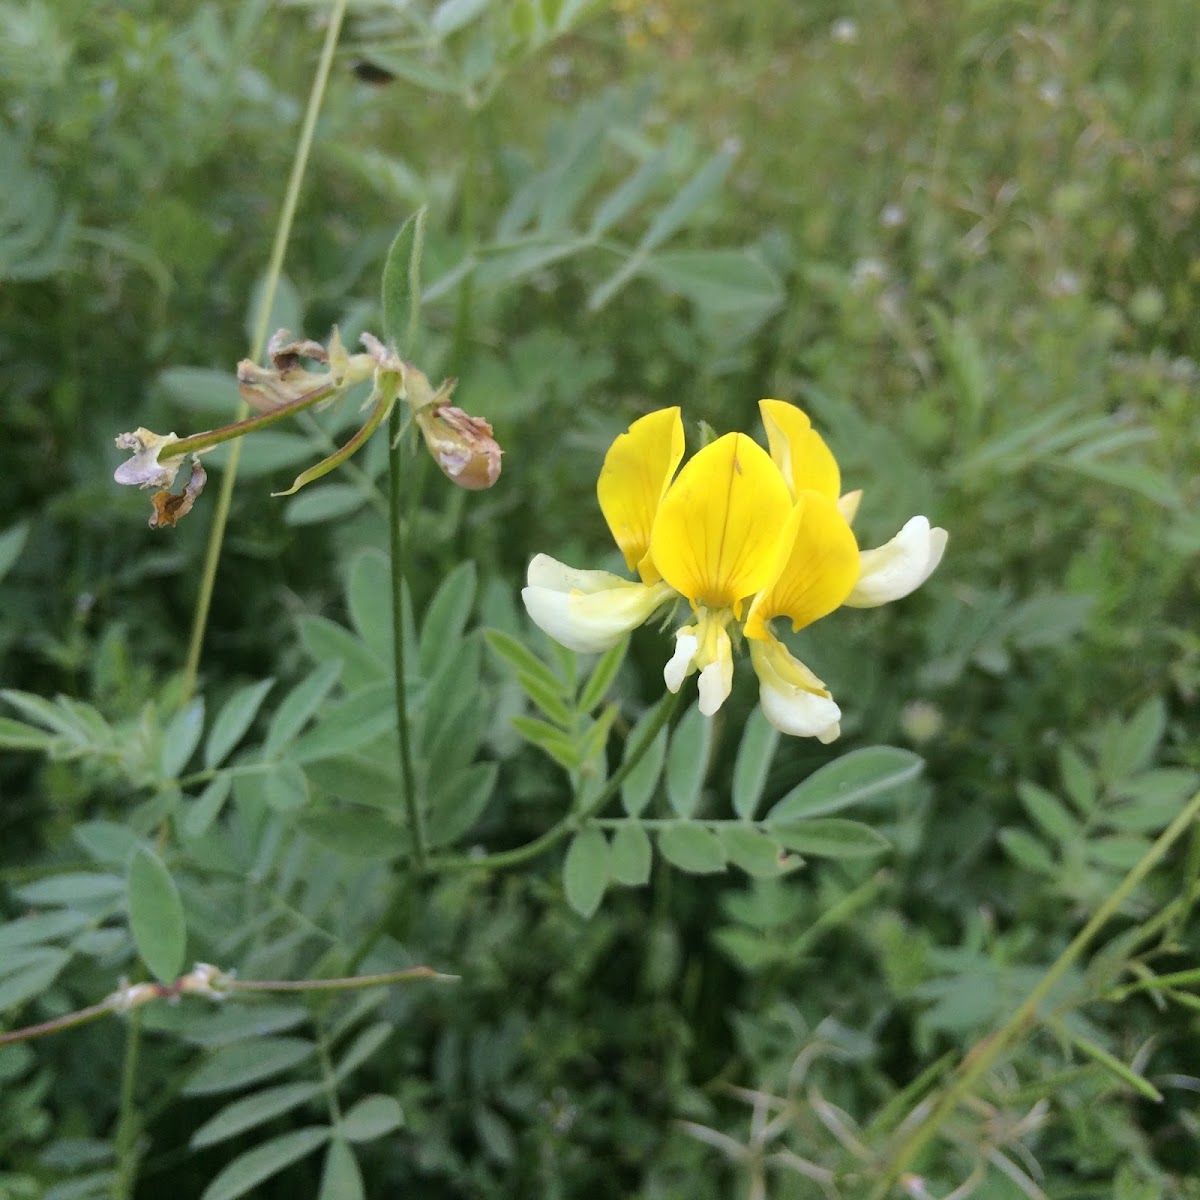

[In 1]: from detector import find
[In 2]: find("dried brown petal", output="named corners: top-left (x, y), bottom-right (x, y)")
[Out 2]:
top-left (149, 458), bottom-right (207, 529)
top-left (416, 403), bottom-right (503, 491)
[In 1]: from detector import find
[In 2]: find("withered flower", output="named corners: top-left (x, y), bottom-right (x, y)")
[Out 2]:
top-left (149, 458), bottom-right (207, 529)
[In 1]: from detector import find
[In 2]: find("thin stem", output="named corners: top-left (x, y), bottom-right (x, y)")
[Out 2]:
top-left (432, 688), bottom-right (681, 874)
top-left (0, 997), bottom-right (116, 1047)
top-left (181, 0), bottom-right (349, 701)
top-left (110, 1009), bottom-right (143, 1200)
top-left (223, 967), bottom-right (455, 991)
top-left (388, 401), bottom-right (424, 872)
top-left (163, 383), bottom-right (337, 460)
top-left (869, 785), bottom-right (1200, 1196)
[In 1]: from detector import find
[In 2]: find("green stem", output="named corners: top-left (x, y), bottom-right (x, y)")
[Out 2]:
top-left (164, 383), bottom-right (338, 460)
top-left (432, 688), bottom-right (681, 874)
top-left (0, 997), bottom-right (116, 1047)
top-left (389, 401), bottom-right (424, 872)
top-left (869, 785), bottom-right (1200, 1196)
top-left (181, 0), bottom-right (349, 701)
top-left (223, 966), bottom-right (454, 992)
top-left (110, 1009), bottom-right (142, 1200)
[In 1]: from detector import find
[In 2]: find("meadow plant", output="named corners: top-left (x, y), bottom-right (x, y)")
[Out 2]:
top-left (2, 3), bottom-right (1198, 1198)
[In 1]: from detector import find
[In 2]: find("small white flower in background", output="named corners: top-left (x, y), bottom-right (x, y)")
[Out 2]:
top-left (831, 17), bottom-right (859, 43)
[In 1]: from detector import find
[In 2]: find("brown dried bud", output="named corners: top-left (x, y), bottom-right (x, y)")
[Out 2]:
top-left (149, 458), bottom-right (207, 529)
top-left (415, 403), bottom-right (503, 491)
top-left (237, 328), bottom-right (375, 413)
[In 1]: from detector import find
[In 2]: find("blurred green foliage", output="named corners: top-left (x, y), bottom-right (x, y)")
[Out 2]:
top-left (2, 1), bottom-right (1199, 1197)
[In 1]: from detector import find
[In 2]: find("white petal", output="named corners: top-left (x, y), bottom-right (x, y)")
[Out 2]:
top-left (526, 553), bottom-right (629, 595)
top-left (522, 556), bottom-right (671, 654)
top-left (844, 516), bottom-right (947, 608)
top-left (749, 637), bottom-right (843, 740)
top-left (664, 632), bottom-right (699, 694)
top-left (697, 657), bottom-right (732, 715)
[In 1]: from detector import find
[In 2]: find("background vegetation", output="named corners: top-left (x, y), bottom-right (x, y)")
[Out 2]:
top-left (1, 1), bottom-right (1198, 1196)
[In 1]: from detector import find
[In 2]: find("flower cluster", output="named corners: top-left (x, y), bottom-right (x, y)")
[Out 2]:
top-left (522, 401), bottom-right (946, 742)
top-left (113, 330), bottom-right (501, 527)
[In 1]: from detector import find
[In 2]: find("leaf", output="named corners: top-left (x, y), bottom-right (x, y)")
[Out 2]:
top-left (621, 711), bottom-right (668, 818)
top-left (157, 366), bottom-right (241, 416)
top-left (0, 948), bottom-right (70, 1012)
top-left (201, 1127), bottom-right (330, 1200)
top-left (318, 1139), bottom-right (364, 1200)
top-left (340, 1094), bottom-right (404, 1143)
top-left (0, 521), bottom-right (29, 582)
top-left (1088, 836), bottom-right (1151, 870)
top-left (1103, 697), bottom-right (1167, 781)
top-left (419, 561), bottom-right (477, 678)
top-left (191, 1082), bottom-right (324, 1149)
top-left (731, 708), bottom-right (779, 820)
top-left (127, 844), bottom-right (186, 984)
top-left (15, 873), bottom-right (125, 907)
top-left (170, 1003), bottom-right (311, 1048)
top-left (161, 698), bottom-right (205, 778)
top-left (770, 818), bottom-right (891, 859)
top-left (265, 763), bottom-right (309, 812)
top-left (183, 774), bottom-right (233, 839)
top-left (335, 1022), bottom-right (393, 1082)
top-left (0, 716), bottom-right (52, 751)
top-left (381, 208), bottom-right (425, 350)
top-left (609, 822), bottom-right (652, 887)
top-left (73, 821), bottom-right (144, 867)
top-left (284, 484), bottom-right (367, 526)
top-left (1017, 781), bottom-right (1080, 846)
top-left (998, 827), bottom-right (1056, 874)
top-left (1059, 743), bottom-right (1097, 816)
top-left (589, 146), bottom-right (737, 310)
top-left (342, 550), bottom-right (390, 663)
top-left (0, 911), bottom-right (91, 953)
top-left (484, 629), bottom-right (564, 698)
top-left (767, 747), bottom-right (922, 821)
top-left (657, 825), bottom-right (727, 874)
top-left (298, 809), bottom-right (408, 860)
top-left (563, 828), bottom-right (610, 918)
top-left (205, 679), bottom-right (275, 769)
top-left (184, 1037), bottom-right (314, 1096)
top-left (425, 763), bottom-right (497, 848)
top-left (588, 150), bottom-right (670, 237)
top-left (577, 638), bottom-right (628, 713)
top-left (296, 616), bottom-right (384, 690)
top-left (718, 826), bottom-right (790, 877)
top-left (289, 683), bottom-right (395, 763)
top-left (218, 431), bottom-right (313, 480)
top-left (264, 662), bottom-right (343, 754)
top-left (431, 0), bottom-right (490, 38)
top-left (642, 250), bottom-right (784, 315)
top-left (666, 703), bottom-right (712, 818)
top-left (510, 715), bottom-right (582, 769)
top-left (639, 146), bottom-right (737, 255)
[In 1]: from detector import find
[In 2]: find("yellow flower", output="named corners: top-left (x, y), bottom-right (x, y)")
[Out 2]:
top-left (521, 400), bottom-right (947, 740)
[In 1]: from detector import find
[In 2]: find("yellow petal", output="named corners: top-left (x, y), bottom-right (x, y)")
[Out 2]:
top-left (743, 489), bottom-right (859, 639)
top-left (758, 399), bottom-right (841, 501)
top-left (650, 433), bottom-right (792, 616)
top-left (597, 407), bottom-right (685, 583)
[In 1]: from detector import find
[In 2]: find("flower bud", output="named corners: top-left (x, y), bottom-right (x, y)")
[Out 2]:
top-left (415, 403), bottom-right (503, 491)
